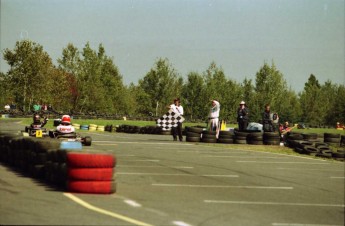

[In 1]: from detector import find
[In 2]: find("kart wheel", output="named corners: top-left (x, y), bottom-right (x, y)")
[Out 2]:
top-left (83, 136), bottom-right (92, 146)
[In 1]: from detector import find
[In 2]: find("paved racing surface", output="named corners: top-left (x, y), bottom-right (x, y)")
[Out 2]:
top-left (1, 120), bottom-right (344, 226)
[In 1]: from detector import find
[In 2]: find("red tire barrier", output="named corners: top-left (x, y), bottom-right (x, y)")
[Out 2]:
top-left (67, 153), bottom-right (116, 168)
top-left (68, 168), bottom-right (115, 181)
top-left (67, 181), bottom-right (116, 194)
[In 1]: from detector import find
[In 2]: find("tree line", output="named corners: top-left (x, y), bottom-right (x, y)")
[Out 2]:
top-left (1, 40), bottom-right (344, 126)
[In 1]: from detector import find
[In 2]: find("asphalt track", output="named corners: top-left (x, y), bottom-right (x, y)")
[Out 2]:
top-left (0, 120), bottom-right (344, 226)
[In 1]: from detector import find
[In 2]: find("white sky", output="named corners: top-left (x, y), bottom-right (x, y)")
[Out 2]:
top-left (1, 0), bottom-right (344, 91)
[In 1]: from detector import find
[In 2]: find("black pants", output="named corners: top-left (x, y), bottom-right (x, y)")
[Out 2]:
top-left (238, 120), bottom-right (248, 131)
top-left (172, 123), bottom-right (183, 141)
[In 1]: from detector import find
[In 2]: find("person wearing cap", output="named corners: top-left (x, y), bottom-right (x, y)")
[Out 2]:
top-left (237, 101), bottom-right (249, 131)
top-left (208, 100), bottom-right (220, 132)
top-left (169, 98), bottom-right (184, 141)
top-left (56, 115), bottom-right (75, 134)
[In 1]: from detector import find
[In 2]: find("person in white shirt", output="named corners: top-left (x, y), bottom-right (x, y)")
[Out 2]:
top-left (208, 100), bottom-right (220, 132)
top-left (56, 115), bottom-right (75, 134)
top-left (169, 98), bottom-right (184, 141)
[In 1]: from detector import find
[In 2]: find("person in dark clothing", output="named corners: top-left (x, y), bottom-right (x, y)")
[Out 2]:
top-left (169, 98), bottom-right (184, 141)
top-left (237, 101), bottom-right (249, 131)
top-left (30, 114), bottom-right (48, 129)
top-left (262, 104), bottom-right (279, 132)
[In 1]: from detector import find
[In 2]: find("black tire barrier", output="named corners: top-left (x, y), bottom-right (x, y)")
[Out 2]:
top-left (186, 136), bottom-right (201, 142)
top-left (202, 134), bottom-right (217, 139)
top-left (247, 140), bottom-right (264, 145)
top-left (219, 131), bottom-right (233, 136)
top-left (324, 133), bottom-right (340, 139)
top-left (187, 127), bottom-right (204, 134)
top-left (234, 139), bottom-right (247, 144)
top-left (0, 133), bottom-right (117, 194)
top-left (186, 132), bottom-right (201, 138)
top-left (201, 137), bottom-right (217, 143)
top-left (217, 138), bottom-right (234, 144)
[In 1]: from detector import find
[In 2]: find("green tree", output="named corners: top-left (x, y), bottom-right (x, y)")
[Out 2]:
top-left (58, 42), bottom-right (125, 114)
top-left (182, 72), bottom-right (205, 120)
top-left (299, 74), bottom-right (322, 125)
top-left (254, 62), bottom-right (288, 122)
top-left (138, 58), bottom-right (183, 116)
top-left (3, 40), bottom-right (55, 111)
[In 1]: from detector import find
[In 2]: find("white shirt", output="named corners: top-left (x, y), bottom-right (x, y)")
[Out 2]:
top-left (170, 104), bottom-right (184, 116)
top-left (209, 100), bottom-right (220, 118)
top-left (56, 125), bottom-right (75, 133)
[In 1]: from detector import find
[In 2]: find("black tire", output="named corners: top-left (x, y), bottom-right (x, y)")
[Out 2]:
top-left (202, 130), bottom-right (217, 135)
top-left (218, 135), bottom-right (234, 140)
top-left (201, 138), bottom-right (217, 143)
top-left (202, 134), bottom-right (217, 139)
top-left (219, 131), bottom-right (233, 136)
top-left (248, 140), bottom-right (264, 145)
top-left (235, 135), bottom-right (247, 140)
top-left (264, 140), bottom-right (280, 145)
top-left (324, 133), bottom-right (340, 139)
top-left (332, 152), bottom-right (345, 158)
top-left (287, 133), bottom-right (303, 140)
top-left (217, 138), bottom-right (234, 144)
top-left (314, 142), bottom-right (329, 148)
top-left (317, 146), bottom-right (331, 152)
top-left (186, 132), bottom-right (201, 138)
top-left (303, 146), bottom-right (319, 153)
top-left (84, 136), bottom-right (92, 146)
top-left (188, 127), bottom-right (204, 134)
top-left (234, 131), bottom-right (249, 137)
top-left (186, 136), bottom-right (201, 142)
top-left (234, 139), bottom-right (247, 144)
top-left (324, 138), bottom-right (341, 143)
top-left (337, 149), bottom-right (345, 154)
top-left (263, 132), bottom-right (280, 138)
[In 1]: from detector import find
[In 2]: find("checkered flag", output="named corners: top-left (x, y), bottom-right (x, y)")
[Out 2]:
top-left (156, 109), bottom-right (185, 131)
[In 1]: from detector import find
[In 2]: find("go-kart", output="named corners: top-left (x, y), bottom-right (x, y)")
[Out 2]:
top-left (24, 125), bottom-right (49, 137)
top-left (48, 131), bottom-right (92, 146)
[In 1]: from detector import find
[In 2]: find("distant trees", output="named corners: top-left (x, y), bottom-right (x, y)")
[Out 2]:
top-left (1, 39), bottom-right (344, 127)
top-left (134, 58), bottom-right (183, 116)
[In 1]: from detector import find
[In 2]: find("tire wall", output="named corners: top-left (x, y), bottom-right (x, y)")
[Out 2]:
top-left (0, 133), bottom-right (117, 194)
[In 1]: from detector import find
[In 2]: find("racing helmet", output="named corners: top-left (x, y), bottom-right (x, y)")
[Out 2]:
top-left (33, 114), bottom-right (41, 123)
top-left (61, 115), bottom-right (71, 125)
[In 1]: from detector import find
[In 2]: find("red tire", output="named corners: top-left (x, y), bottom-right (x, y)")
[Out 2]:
top-left (68, 168), bottom-right (115, 181)
top-left (67, 153), bottom-right (116, 168)
top-left (67, 181), bottom-right (116, 194)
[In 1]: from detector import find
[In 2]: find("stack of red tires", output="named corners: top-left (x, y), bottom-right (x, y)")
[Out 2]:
top-left (66, 152), bottom-right (116, 194)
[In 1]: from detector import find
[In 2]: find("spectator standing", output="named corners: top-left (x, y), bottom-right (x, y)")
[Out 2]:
top-left (262, 104), bottom-right (279, 132)
top-left (33, 103), bottom-right (40, 112)
top-left (208, 100), bottom-right (220, 132)
top-left (169, 98), bottom-right (184, 141)
top-left (237, 101), bottom-right (249, 131)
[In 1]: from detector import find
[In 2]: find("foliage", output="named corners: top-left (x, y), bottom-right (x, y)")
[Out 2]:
top-left (1, 39), bottom-right (344, 128)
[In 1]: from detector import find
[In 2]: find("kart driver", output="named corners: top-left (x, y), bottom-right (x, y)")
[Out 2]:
top-left (31, 114), bottom-right (48, 129)
top-left (56, 115), bottom-right (75, 134)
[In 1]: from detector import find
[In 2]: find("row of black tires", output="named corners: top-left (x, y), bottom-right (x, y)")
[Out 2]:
top-left (114, 125), bottom-right (172, 135)
top-left (185, 127), bottom-right (281, 145)
top-left (0, 133), bottom-right (117, 194)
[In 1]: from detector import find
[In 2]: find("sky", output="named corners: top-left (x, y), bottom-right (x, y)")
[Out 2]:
top-left (1, 0), bottom-right (344, 91)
